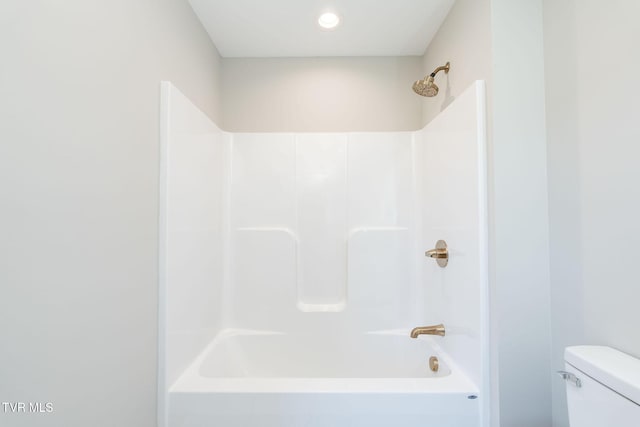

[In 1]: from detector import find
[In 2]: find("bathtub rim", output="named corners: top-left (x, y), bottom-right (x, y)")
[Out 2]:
top-left (170, 329), bottom-right (479, 395)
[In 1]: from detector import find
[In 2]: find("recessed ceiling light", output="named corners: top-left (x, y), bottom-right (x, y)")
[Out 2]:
top-left (318, 12), bottom-right (340, 30)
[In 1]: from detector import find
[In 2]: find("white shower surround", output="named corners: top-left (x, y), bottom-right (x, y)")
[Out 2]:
top-left (158, 81), bottom-right (488, 427)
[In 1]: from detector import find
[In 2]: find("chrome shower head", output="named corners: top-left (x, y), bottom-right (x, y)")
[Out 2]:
top-left (412, 62), bottom-right (450, 97)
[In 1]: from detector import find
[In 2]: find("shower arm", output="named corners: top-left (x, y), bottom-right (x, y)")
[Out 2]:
top-left (429, 62), bottom-right (450, 77)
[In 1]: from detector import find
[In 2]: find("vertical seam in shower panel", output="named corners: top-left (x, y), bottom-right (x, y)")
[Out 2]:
top-left (345, 133), bottom-right (350, 308)
top-left (410, 130), bottom-right (422, 325)
top-left (221, 132), bottom-right (234, 329)
top-left (293, 134), bottom-right (301, 309)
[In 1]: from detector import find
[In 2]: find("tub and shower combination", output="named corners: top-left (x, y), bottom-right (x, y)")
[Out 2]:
top-left (159, 81), bottom-right (489, 427)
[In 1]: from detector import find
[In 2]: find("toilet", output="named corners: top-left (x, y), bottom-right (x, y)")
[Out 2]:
top-left (561, 345), bottom-right (640, 426)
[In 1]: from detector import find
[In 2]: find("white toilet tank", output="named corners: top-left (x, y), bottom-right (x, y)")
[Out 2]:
top-left (562, 346), bottom-right (640, 427)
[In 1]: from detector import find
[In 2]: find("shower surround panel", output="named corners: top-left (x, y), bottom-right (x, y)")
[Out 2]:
top-left (159, 81), bottom-right (488, 427)
top-left (230, 131), bottom-right (418, 329)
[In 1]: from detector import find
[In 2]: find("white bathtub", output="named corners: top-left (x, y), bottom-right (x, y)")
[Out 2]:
top-left (168, 330), bottom-right (481, 427)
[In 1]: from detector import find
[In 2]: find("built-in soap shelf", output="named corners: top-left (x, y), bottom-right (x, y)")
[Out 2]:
top-left (233, 226), bottom-right (413, 315)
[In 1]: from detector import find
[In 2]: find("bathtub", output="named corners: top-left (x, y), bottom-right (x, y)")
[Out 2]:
top-left (168, 329), bottom-right (481, 427)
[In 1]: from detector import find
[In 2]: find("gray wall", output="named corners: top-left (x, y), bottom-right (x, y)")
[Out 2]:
top-left (222, 56), bottom-right (423, 132)
top-left (544, 1), bottom-right (640, 426)
top-left (0, 1), bottom-right (222, 426)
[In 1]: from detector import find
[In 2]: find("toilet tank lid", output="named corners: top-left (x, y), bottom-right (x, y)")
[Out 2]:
top-left (565, 345), bottom-right (640, 405)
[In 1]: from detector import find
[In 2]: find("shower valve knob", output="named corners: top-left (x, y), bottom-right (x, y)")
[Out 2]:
top-left (425, 240), bottom-right (448, 267)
